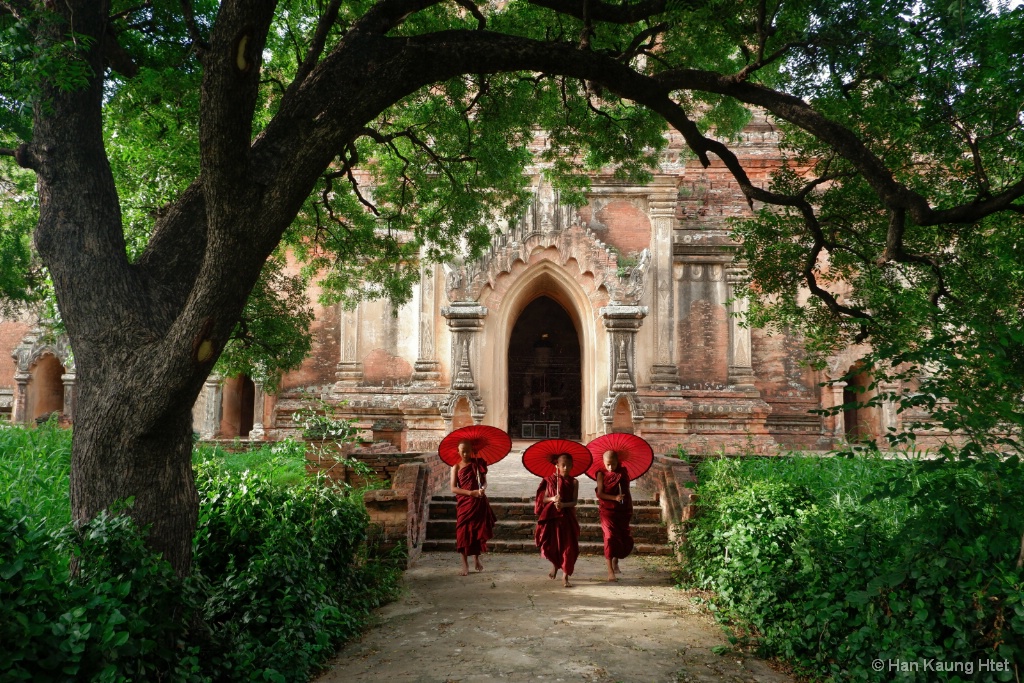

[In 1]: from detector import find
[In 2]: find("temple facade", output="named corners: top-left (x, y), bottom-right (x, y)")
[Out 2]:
top-left (1, 117), bottom-right (909, 453)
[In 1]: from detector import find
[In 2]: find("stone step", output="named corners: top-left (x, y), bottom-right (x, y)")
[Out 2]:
top-left (428, 497), bottom-right (663, 524)
top-left (426, 519), bottom-right (668, 544)
top-left (421, 539), bottom-right (673, 556)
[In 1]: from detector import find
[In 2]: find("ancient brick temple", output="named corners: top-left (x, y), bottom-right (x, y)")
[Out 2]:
top-left (1, 116), bottom-right (909, 452)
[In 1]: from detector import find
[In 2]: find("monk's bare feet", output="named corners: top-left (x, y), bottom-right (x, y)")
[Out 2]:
top-left (474, 557), bottom-right (484, 572)
top-left (563, 576), bottom-right (572, 588)
top-left (606, 571), bottom-right (618, 582)
top-left (613, 560), bottom-right (621, 574)
top-left (548, 568), bottom-right (558, 580)
top-left (458, 567), bottom-right (469, 576)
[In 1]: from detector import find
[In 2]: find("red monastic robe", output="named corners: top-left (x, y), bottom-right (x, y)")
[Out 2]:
top-left (534, 473), bottom-right (580, 575)
top-left (597, 465), bottom-right (634, 560)
top-left (455, 459), bottom-right (496, 556)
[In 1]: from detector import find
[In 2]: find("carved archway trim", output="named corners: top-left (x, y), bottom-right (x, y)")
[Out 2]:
top-left (479, 259), bottom-right (607, 440)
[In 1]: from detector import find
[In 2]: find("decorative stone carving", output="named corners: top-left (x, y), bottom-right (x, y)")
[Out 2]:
top-left (623, 248), bottom-right (651, 301)
top-left (445, 183), bottom-right (629, 305)
top-left (600, 305), bottom-right (646, 429)
top-left (442, 301), bottom-right (488, 421)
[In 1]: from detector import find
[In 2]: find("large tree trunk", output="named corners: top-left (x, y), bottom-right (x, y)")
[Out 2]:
top-left (69, 383), bottom-right (199, 575)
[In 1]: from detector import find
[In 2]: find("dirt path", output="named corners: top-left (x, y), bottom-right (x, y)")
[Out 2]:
top-left (315, 553), bottom-right (794, 683)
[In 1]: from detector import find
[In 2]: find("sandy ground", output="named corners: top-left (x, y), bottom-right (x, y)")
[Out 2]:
top-left (315, 553), bottom-right (795, 683)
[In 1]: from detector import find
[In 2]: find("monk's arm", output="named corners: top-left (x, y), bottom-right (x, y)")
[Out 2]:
top-left (560, 479), bottom-right (579, 508)
top-left (450, 465), bottom-right (480, 497)
top-left (594, 471), bottom-right (618, 502)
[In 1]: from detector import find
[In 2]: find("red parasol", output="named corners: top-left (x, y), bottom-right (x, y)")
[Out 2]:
top-left (584, 433), bottom-right (655, 481)
top-left (438, 425), bottom-right (512, 466)
top-left (521, 439), bottom-right (592, 478)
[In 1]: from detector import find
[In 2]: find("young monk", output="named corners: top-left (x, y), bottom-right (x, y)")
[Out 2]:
top-left (450, 439), bottom-right (497, 576)
top-left (534, 453), bottom-right (580, 587)
top-left (595, 449), bottom-right (635, 581)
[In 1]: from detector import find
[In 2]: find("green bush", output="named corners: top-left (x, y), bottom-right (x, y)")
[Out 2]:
top-left (0, 425), bottom-right (400, 682)
top-left (680, 453), bottom-right (1024, 682)
top-left (1, 503), bottom-right (203, 682)
top-left (192, 462), bottom-right (399, 681)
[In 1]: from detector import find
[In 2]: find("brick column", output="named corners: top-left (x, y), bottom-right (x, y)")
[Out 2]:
top-left (878, 380), bottom-right (900, 438)
top-left (828, 381), bottom-right (847, 439)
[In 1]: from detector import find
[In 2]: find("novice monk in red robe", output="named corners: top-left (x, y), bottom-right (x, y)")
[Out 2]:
top-left (534, 453), bottom-right (580, 587)
top-left (595, 449), bottom-right (634, 581)
top-left (450, 440), bottom-right (497, 576)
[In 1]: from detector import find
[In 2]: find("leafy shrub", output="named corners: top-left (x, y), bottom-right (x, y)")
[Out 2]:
top-left (680, 453), bottom-right (1024, 682)
top-left (191, 461), bottom-right (398, 681)
top-left (1, 503), bottom-right (203, 682)
top-left (1, 425), bottom-right (400, 682)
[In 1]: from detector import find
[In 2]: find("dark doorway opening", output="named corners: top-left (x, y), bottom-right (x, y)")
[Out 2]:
top-left (508, 297), bottom-right (581, 439)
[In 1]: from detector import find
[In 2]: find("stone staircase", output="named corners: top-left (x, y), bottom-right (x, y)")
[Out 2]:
top-left (423, 495), bottom-right (671, 555)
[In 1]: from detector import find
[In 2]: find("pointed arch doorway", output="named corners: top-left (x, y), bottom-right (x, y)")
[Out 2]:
top-left (507, 296), bottom-right (582, 440)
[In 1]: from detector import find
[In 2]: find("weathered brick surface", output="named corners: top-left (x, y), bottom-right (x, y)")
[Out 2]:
top-left (580, 198), bottom-right (651, 255)
top-left (361, 348), bottom-right (413, 386)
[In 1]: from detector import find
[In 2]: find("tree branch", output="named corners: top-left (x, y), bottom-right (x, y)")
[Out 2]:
top-left (288, 0), bottom-right (343, 95)
top-left (526, 0), bottom-right (688, 24)
top-left (453, 0), bottom-right (486, 29)
top-left (653, 68), bottom-right (1024, 226)
top-left (180, 0), bottom-right (210, 51)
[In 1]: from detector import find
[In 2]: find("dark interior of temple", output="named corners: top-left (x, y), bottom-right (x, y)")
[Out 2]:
top-left (507, 296), bottom-right (581, 439)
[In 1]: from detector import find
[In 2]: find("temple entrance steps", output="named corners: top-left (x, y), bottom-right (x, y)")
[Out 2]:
top-left (421, 495), bottom-right (672, 555)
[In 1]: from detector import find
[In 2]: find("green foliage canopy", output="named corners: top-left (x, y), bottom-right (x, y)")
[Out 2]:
top-left (0, 0), bottom-right (1021, 446)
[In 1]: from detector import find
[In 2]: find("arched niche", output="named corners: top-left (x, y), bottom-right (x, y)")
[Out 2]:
top-left (27, 354), bottom-right (64, 423)
top-left (507, 296), bottom-right (582, 439)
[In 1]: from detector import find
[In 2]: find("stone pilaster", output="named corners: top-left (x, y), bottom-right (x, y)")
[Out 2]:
top-left (334, 305), bottom-right (363, 388)
top-left (199, 374), bottom-right (222, 439)
top-left (649, 183), bottom-right (680, 387)
top-left (250, 381), bottom-right (266, 440)
top-left (13, 372), bottom-right (29, 424)
top-left (878, 380), bottom-right (900, 438)
top-left (828, 381), bottom-right (847, 440)
top-left (726, 266), bottom-right (758, 392)
top-left (412, 263), bottom-right (440, 383)
top-left (61, 372), bottom-right (76, 420)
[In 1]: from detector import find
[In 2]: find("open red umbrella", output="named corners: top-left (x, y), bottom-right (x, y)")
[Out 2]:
top-left (521, 439), bottom-right (592, 478)
top-left (438, 425), bottom-right (512, 466)
top-left (584, 433), bottom-right (655, 481)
